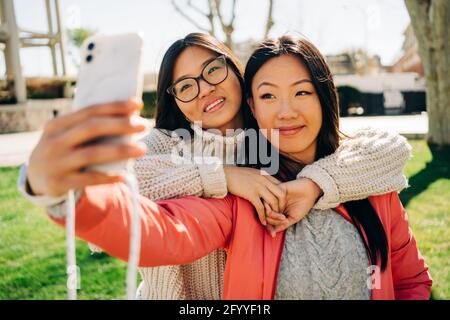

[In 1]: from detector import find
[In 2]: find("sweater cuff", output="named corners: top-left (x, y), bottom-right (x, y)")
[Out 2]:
top-left (46, 189), bottom-right (84, 220)
top-left (17, 163), bottom-right (67, 207)
top-left (196, 157), bottom-right (227, 198)
top-left (297, 163), bottom-right (340, 210)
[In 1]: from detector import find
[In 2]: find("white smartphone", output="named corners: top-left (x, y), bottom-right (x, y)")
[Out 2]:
top-left (73, 33), bottom-right (144, 174)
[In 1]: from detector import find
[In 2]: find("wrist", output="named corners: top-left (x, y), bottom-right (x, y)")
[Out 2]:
top-left (304, 178), bottom-right (323, 203)
top-left (26, 174), bottom-right (45, 196)
top-left (286, 178), bottom-right (323, 204)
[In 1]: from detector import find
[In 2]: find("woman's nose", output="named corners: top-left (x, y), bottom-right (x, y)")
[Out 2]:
top-left (198, 79), bottom-right (215, 99)
top-left (277, 100), bottom-right (298, 119)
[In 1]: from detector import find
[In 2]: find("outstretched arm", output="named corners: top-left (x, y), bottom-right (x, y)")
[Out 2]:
top-left (48, 182), bottom-right (235, 267)
top-left (18, 128), bottom-right (227, 220)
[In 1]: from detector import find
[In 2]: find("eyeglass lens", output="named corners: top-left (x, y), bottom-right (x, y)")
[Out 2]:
top-left (172, 56), bottom-right (227, 102)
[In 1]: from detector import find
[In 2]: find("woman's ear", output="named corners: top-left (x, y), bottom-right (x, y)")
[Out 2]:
top-left (247, 97), bottom-right (255, 115)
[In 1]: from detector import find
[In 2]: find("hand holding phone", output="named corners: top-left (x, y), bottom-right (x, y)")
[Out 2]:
top-left (73, 33), bottom-right (145, 174)
top-left (68, 33), bottom-right (146, 300)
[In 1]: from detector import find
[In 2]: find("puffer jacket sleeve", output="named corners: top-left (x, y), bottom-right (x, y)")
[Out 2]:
top-left (48, 182), bottom-right (235, 267)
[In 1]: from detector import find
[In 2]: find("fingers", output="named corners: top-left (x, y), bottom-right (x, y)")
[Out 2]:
top-left (43, 98), bottom-right (143, 138)
top-left (272, 221), bottom-right (292, 233)
top-left (266, 224), bottom-right (277, 238)
top-left (250, 197), bottom-right (267, 226)
top-left (64, 171), bottom-right (125, 191)
top-left (62, 142), bottom-right (147, 171)
top-left (258, 186), bottom-right (280, 213)
top-left (271, 213), bottom-right (303, 234)
top-left (265, 182), bottom-right (287, 213)
top-left (263, 174), bottom-right (282, 185)
top-left (264, 202), bottom-right (286, 226)
top-left (54, 115), bottom-right (149, 150)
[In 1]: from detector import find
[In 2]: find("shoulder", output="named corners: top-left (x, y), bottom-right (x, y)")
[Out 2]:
top-left (139, 128), bottom-right (183, 153)
top-left (368, 191), bottom-right (405, 225)
top-left (341, 127), bottom-right (411, 154)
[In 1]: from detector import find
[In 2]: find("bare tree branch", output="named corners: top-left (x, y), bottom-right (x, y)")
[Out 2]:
top-left (229, 0), bottom-right (237, 27)
top-left (187, 0), bottom-right (208, 16)
top-left (213, 0), bottom-right (235, 48)
top-left (264, 0), bottom-right (274, 39)
top-left (213, 0), bottom-right (226, 32)
top-left (171, 0), bottom-right (212, 34)
top-left (207, 0), bottom-right (216, 36)
top-left (171, 0), bottom-right (276, 50)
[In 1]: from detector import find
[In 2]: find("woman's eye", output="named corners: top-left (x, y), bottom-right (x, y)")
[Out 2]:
top-left (180, 84), bottom-right (192, 92)
top-left (260, 93), bottom-right (274, 100)
top-left (296, 91), bottom-right (310, 96)
top-left (207, 66), bottom-right (220, 74)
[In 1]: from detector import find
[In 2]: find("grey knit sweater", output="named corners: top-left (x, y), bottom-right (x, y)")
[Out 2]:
top-left (275, 209), bottom-right (371, 300)
top-left (19, 124), bottom-right (411, 299)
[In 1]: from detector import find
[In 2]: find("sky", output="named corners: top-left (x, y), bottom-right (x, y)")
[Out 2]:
top-left (5, 0), bottom-right (411, 76)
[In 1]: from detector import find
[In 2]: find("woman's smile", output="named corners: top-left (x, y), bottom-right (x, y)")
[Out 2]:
top-left (277, 125), bottom-right (305, 136)
top-left (203, 97), bottom-right (226, 113)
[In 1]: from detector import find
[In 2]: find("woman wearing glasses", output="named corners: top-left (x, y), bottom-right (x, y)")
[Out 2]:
top-left (22, 33), bottom-right (413, 299)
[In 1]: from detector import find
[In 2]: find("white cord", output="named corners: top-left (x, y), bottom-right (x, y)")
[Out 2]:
top-left (65, 166), bottom-right (141, 300)
top-left (123, 170), bottom-right (141, 300)
top-left (66, 189), bottom-right (77, 300)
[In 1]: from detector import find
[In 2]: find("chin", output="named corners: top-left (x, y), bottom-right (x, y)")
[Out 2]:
top-left (279, 146), bottom-right (308, 156)
top-left (207, 112), bottom-right (238, 128)
top-left (278, 140), bottom-right (312, 155)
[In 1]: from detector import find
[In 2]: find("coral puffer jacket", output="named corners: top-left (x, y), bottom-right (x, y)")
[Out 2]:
top-left (50, 182), bottom-right (432, 299)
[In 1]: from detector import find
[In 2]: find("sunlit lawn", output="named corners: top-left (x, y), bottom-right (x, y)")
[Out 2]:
top-left (0, 139), bottom-right (449, 299)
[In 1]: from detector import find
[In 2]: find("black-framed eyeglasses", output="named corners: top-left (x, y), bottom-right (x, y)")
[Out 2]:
top-left (166, 55), bottom-right (228, 103)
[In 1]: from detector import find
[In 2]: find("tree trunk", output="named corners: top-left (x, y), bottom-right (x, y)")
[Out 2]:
top-left (405, 0), bottom-right (450, 146)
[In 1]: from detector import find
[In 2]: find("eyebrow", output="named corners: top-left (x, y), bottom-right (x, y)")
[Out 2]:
top-left (257, 79), bottom-right (312, 90)
top-left (173, 56), bottom-right (218, 83)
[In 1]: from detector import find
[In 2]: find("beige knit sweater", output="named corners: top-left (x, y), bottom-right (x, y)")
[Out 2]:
top-left (19, 124), bottom-right (411, 300)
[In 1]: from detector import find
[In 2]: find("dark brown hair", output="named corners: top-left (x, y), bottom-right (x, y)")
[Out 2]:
top-left (154, 33), bottom-right (257, 134)
top-left (244, 35), bottom-right (388, 271)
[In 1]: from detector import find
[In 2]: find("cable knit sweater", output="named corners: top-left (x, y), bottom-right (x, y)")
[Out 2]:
top-left (275, 209), bottom-right (371, 299)
top-left (18, 124), bottom-right (411, 300)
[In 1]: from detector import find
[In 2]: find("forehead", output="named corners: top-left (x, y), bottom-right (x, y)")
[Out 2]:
top-left (173, 46), bottom-right (218, 80)
top-left (252, 54), bottom-right (311, 87)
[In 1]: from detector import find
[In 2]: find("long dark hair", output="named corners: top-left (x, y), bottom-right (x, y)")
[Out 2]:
top-left (154, 33), bottom-right (257, 135)
top-left (243, 35), bottom-right (388, 271)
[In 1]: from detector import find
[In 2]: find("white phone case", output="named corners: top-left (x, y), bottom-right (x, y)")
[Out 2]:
top-left (73, 33), bottom-right (144, 174)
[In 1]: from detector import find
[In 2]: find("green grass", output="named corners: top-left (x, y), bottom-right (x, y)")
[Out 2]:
top-left (0, 167), bottom-right (127, 299)
top-left (0, 139), bottom-right (449, 299)
top-left (398, 141), bottom-right (450, 300)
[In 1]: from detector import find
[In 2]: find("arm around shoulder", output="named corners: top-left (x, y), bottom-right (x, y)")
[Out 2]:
top-left (135, 129), bottom-right (227, 200)
top-left (298, 127), bottom-right (412, 210)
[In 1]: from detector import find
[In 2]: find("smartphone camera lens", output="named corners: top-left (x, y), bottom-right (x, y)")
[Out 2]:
top-left (86, 55), bottom-right (93, 63)
top-left (87, 42), bottom-right (95, 50)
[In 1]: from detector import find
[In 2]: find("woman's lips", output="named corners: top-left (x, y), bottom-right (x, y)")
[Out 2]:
top-left (204, 98), bottom-right (225, 113)
top-left (278, 125), bottom-right (305, 136)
